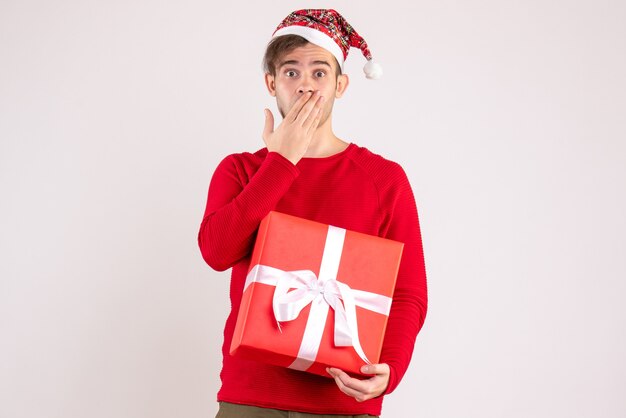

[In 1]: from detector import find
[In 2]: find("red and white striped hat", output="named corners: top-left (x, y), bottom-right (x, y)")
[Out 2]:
top-left (271, 9), bottom-right (383, 80)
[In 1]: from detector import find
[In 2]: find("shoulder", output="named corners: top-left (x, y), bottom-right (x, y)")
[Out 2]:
top-left (347, 144), bottom-right (410, 190)
top-left (214, 146), bottom-right (271, 173)
top-left (212, 147), bottom-right (270, 184)
top-left (218, 147), bottom-right (268, 166)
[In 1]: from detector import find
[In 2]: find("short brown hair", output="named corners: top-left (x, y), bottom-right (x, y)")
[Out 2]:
top-left (262, 34), bottom-right (342, 79)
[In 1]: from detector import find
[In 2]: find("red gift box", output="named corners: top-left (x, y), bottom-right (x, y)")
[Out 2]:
top-left (230, 211), bottom-right (404, 377)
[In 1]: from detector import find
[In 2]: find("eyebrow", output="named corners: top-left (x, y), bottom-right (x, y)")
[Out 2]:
top-left (278, 60), bottom-right (332, 70)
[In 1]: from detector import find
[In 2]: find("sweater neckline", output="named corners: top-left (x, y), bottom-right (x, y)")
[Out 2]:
top-left (296, 142), bottom-right (356, 163)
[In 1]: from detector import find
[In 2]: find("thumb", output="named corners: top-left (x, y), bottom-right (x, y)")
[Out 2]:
top-left (262, 108), bottom-right (274, 141)
top-left (360, 363), bottom-right (389, 376)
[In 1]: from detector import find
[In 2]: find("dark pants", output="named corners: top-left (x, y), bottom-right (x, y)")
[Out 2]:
top-left (216, 401), bottom-right (379, 418)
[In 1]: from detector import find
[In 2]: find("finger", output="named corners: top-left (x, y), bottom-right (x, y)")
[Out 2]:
top-left (295, 91), bottom-right (322, 125)
top-left (285, 91), bottom-right (314, 122)
top-left (303, 96), bottom-right (324, 132)
top-left (360, 363), bottom-right (390, 376)
top-left (327, 368), bottom-right (364, 400)
top-left (262, 109), bottom-right (274, 143)
top-left (328, 367), bottom-right (375, 395)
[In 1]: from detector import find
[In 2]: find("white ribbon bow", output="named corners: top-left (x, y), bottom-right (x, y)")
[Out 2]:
top-left (243, 225), bottom-right (392, 371)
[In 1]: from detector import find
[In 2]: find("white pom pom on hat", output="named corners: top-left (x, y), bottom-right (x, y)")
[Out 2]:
top-left (363, 58), bottom-right (383, 80)
top-left (271, 9), bottom-right (383, 80)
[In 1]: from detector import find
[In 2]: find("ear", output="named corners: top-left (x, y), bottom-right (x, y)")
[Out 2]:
top-left (335, 73), bottom-right (349, 99)
top-left (264, 73), bottom-right (276, 97)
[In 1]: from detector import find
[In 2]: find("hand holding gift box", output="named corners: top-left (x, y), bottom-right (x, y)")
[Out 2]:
top-left (230, 211), bottom-right (404, 377)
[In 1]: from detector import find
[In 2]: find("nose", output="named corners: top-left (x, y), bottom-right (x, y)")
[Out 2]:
top-left (296, 88), bottom-right (315, 103)
top-left (297, 74), bottom-right (315, 95)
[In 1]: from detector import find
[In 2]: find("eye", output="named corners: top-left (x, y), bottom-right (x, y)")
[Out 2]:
top-left (315, 70), bottom-right (326, 77)
top-left (285, 70), bottom-right (297, 77)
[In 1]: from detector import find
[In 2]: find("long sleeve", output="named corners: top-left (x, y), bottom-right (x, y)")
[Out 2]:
top-left (379, 165), bottom-right (428, 394)
top-left (205, 143), bottom-right (426, 416)
top-left (197, 151), bottom-right (300, 271)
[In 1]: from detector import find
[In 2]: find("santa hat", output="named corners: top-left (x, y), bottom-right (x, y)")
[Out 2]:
top-left (271, 9), bottom-right (383, 80)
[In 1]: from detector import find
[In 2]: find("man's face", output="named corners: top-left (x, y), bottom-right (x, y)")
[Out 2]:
top-left (264, 42), bottom-right (349, 124)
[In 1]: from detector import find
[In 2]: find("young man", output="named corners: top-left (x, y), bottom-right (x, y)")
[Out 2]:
top-left (198, 9), bottom-right (428, 418)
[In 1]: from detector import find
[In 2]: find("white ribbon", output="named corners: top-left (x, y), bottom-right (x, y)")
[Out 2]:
top-left (243, 225), bottom-right (392, 371)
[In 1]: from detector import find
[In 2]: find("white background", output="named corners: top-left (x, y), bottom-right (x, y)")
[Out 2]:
top-left (1, 1), bottom-right (625, 417)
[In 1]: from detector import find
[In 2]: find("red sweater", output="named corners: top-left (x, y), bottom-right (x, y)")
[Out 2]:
top-left (197, 142), bottom-right (428, 416)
